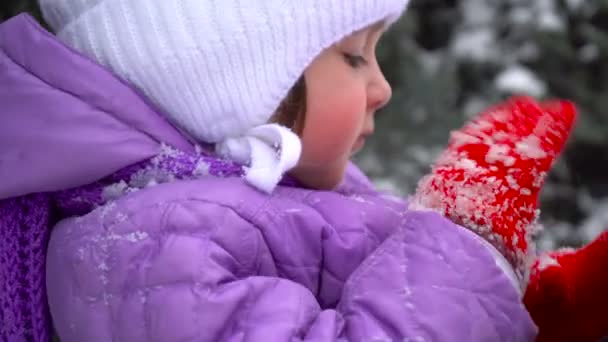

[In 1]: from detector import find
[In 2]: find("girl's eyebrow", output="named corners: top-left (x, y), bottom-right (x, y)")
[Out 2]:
top-left (338, 21), bottom-right (385, 50)
top-left (370, 21), bottom-right (386, 35)
top-left (337, 32), bottom-right (365, 50)
top-left (366, 22), bottom-right (386, 46)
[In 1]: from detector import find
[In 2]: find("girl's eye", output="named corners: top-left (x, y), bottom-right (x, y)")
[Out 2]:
top-left (342, 53), bottom-right (368, 68)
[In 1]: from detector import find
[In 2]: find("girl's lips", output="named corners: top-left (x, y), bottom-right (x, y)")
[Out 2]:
top-left (352, 136), bottom-right (366, 153)
top-left (352, 130), bottom-right (373, 153)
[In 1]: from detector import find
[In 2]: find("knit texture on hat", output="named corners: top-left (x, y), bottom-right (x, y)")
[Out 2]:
top-left (39, 0), bottom-right (409, 192)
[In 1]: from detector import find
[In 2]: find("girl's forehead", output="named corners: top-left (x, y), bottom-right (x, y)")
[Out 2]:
top-left (343, 21), bottom-right (387, 42)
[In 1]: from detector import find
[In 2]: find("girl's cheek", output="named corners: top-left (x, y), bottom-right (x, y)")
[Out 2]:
top-left (302, 98), bottom-right (364, 162)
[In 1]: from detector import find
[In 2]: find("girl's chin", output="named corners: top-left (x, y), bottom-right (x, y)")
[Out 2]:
top-left (289, 162), bottom-right (348, 190)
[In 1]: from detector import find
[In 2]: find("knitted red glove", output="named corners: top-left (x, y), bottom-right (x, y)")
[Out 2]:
top-left (524, 230), bottom-right (608, 342)
top-left (413, 96), bottom-right (577, 282)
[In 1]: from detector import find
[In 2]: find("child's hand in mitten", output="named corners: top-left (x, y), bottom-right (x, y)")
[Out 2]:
top-left (524, 230), bottom-right (608, 342)
top-left (412, 96), bottom-right (577, 282)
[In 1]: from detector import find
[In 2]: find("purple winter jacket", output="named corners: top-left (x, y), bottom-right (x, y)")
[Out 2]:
top-left (1, 14), bottom-right (537, 341)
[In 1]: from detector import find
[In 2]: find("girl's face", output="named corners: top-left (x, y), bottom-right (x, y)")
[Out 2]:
top-left (290, 22), bottom-right (392, 190)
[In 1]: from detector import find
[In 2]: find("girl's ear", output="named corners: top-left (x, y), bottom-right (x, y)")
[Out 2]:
top-left (272, 76), bottom-right (307, 134)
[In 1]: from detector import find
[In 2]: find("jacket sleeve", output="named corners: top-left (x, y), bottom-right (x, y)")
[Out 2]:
top-left (48, 200), bottom-right (537, 342)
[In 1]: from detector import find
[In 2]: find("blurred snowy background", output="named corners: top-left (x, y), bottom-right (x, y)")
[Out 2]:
top-left (357, 0), bottom-right (608, 250)
top-left (2, 0), bottom-right (608, 250)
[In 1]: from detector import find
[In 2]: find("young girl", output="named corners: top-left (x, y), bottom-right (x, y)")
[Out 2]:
top-left (0, 0), bottom-right (541, 341)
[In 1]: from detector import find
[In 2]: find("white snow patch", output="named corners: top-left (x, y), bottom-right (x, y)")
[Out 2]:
top-left (509, 7), bottom-right (534, 25)
top-left (516, 136), bottom-right (547, 159)
top-left (98, 262), bottom-right (109, 271)
top-left (418, 51), bottom-right (442, 76)
top-left (159, 143), bottom-right (179, 158)
top-left (486, 144), bottom-right (515, 166)
top-left (194, 160), bottom-right (210, 176)
top-left (451, 29), bottom-right (498, 62)
top-left (102, 181), bottom-right (129, 201)
top-left (538, 11), bottom-right (564, 32)
top-left (453, 157), bottom-right (479, 171)
top-left (106, 231), bottom-right (150, 243)
top-left (578, 199), bottom-right (608, 243)
top-left (565, 0), bottom-right (584, 10)
top-left (536, 0), bottom-right (565, 32)
top-left (579, 44), bottom-right (600, 63)
top-left (537, 253), bottom-right (560, 271)
top-left (495, 65), bottom-right (547, 97)
top-left (461, 0), bottom-right (495, 26)
top-left (450, 131), bottom-right (482, 146)
top-left (349, 195), bottom-right (369, 204)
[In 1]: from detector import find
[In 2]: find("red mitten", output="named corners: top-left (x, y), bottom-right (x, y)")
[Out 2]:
top-left (413, 96), bottom-right (577, 282)
top-left (524, 230), bottom-right (608, 342)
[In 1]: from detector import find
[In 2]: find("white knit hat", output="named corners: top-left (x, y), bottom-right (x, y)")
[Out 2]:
top-left (39, 0), bottom-right (409, 193)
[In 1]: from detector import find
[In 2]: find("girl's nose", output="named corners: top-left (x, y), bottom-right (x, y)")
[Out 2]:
top-left (367, 67), bottom-right (392, 113)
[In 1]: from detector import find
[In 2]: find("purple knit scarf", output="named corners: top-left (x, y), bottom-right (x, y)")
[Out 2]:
top-left (0, 144), bottom-right (298, 341)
